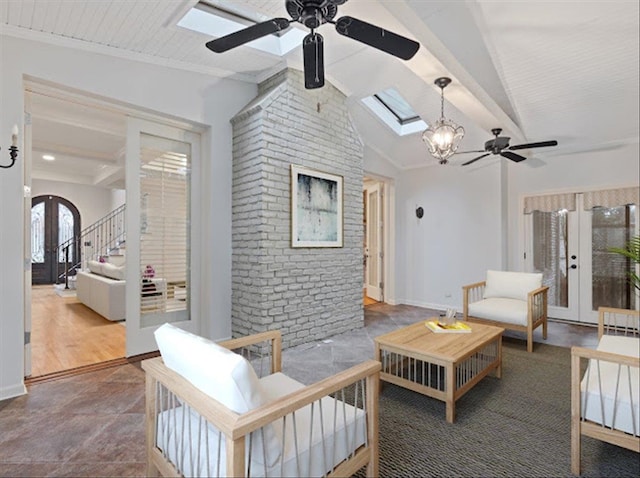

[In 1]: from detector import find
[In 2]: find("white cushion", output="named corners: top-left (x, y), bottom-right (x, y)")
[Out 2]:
top-left (157, 372), bottom-right (366, 477)
top-left (100, 262), bottom-right (125, 280)
top-left (87, 260), bottom-right (103, 275)
top-left (483, 270), bottom-right (542, 301)
top-left (154, 324), bottom-right (281, 466)
top-left (468, 297), bottom-right (528, 326)
top-left (581, 335), bottom-right (639, 435)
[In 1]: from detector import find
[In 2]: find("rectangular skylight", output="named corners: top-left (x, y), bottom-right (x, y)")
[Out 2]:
top-left (177, 2), bottom-right (306, 56)
top-left (362, 88), bottom-right (426, 136)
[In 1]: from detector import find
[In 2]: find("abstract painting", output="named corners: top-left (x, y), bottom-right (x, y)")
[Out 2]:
top-left (291, 165), bottom-right (343, 248)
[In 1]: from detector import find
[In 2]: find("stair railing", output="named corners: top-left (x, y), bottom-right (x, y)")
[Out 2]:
top-left (54, 204), bottom-right (126, 286)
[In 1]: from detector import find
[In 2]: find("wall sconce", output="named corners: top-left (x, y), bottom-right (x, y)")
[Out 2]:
top-left (0, 125), bottom-right (19, 169)
top-left (416, 206), bottom-right (424, 219)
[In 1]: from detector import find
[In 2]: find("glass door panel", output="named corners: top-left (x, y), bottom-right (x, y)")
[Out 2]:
top-left (590, 205), bottom-right (636, 311)
top-left (125, 118), bottom-right (200, 356)
top-left (531, 210), bottom-right (569, 308)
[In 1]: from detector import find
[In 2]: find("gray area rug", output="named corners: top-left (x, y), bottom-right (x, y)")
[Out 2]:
top-left (363, 339), bottom-right (639, 478)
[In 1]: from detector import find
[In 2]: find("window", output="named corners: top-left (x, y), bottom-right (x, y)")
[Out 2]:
top-left (177, 1), bottom-right (306, 56)
top-left (362, 88), bottom-right (427, 136)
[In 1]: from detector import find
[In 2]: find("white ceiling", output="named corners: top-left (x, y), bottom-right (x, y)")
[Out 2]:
top-left (2, 0), bottom-right (638, 185)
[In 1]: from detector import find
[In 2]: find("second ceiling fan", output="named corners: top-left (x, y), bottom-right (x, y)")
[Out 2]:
top-left (457, 128), bottom-right (559, 166)
top-left (205, 0), bottom-right (420, 89)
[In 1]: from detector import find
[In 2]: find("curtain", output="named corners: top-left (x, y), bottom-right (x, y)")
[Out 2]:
top-left (524, 192), bottom-right (576, 214)
top-left (583, 186), bottom-right (639, 210)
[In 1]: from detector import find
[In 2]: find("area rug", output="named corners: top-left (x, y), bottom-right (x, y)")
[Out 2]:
top-left (365, 339), bottom-right (639, 478)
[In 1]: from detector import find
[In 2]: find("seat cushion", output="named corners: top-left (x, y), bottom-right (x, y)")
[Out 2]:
top-left (483, 270), bottom-right (542, 301)
top-left (468, 297), bottom-right (528, 326)
top-left (157, 372), bottom-right (367, 477)
top-left (581, 335), bottom-right (640, 434)
top-left (154, 323), bottom-right (281, 465)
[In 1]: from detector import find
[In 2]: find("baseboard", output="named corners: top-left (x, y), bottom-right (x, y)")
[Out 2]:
top-left (0, 382), bottom-right (27, 401)
top-left (397, 299), bottom-right (461, 314)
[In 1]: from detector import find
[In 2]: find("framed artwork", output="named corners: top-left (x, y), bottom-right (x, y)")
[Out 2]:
top-left (291, 165), bottom-right (343, 248)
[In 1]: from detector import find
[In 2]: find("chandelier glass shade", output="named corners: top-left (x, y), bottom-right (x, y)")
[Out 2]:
top-left (422, 77), bottom-right (465, 164)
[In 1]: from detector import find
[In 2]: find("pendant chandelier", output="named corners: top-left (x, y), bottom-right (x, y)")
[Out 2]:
top-left (422, 77), bottom-right (465, 164)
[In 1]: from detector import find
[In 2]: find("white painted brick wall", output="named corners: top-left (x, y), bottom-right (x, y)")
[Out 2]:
top-left (231, 69), bottom-right (364, 348)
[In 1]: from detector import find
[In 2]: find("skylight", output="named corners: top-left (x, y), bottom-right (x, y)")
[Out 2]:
top-left (178, 2), bottom-right (306, 56)
top-left (362, 88), bottom-right (427, 136)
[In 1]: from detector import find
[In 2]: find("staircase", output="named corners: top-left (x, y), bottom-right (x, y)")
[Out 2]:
top-left (55, 204), bottom-right (126, 286)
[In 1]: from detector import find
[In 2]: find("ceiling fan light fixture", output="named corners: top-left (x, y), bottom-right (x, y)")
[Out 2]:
top-left (422, 77), bottom-right (465, 164)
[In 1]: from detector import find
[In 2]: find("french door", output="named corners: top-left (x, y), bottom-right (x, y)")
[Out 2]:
top-left (364, 182), bottom-right (383, 301)
top-left (125, 118), bottom-right (201, 356)
top-left (31, 195), bottom-right (80, 284)
top-left (526, 192), bottom-right (637, 323)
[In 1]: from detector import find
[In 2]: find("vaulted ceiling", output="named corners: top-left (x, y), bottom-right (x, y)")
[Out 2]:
top-left (2, 0), bottom-right (638, 186)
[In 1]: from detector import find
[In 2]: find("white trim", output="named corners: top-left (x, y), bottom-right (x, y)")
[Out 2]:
top-left (1, 24), bottom-right (254, 84)
top-left (0, 383), bottom-right (28, 401)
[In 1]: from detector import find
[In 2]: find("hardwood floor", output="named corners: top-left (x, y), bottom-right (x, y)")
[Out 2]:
top-left (30, 286), bottom-right (125, 378)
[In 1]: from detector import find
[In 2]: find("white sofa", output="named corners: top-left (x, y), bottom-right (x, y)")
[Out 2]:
top-left (76, 260), bottom-right (126, 321)
top-left (571, 307), bottom-right (640, 475)
top-left (463, 270), bottom-right (549, 353)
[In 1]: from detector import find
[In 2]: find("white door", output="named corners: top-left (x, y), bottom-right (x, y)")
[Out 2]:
top-left (364, 182), bottom-right (383, 301)
top-left (526, 193), bottom-right (637, 324)
top-left (125, 118), bottom-right (201, 356)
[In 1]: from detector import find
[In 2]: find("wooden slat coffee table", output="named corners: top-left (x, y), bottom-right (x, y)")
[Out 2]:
top-left (375, 319), bottom-right (503, 423)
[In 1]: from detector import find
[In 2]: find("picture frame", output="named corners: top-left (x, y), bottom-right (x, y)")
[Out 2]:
top-left (291, 165), bottom-right (343, 248)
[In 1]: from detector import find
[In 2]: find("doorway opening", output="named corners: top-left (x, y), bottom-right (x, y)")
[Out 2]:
top-left (25, 87), bottom-right (129, 379)
top-left (363, 176), bottom-right (394, 306)
top-left (24, 79), bottom-right (203, 379)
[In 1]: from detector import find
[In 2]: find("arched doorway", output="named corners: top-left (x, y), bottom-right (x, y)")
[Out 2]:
top-left (31, 195), bottom-right (81, 285)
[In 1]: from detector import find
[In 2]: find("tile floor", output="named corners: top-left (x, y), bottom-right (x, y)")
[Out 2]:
top-left (0, 303), bottom-right (599, 477)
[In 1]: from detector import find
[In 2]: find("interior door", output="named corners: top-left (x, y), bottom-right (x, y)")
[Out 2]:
top-left (125, 117), bottom-right (201, 356)
top-left (526, 193), bottom-right (637, 323)
top-left (364, 182), bottom-right (383, 301)
top-left (31, 195), bottom-right (80, 284)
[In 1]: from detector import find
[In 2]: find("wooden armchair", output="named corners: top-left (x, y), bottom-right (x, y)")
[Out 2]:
top-left (571, 307), bottom-right (640, 475)
top-left (463, 270), bottom-right (548, 352)
top-left (143, 325), bottom-right (380, 477)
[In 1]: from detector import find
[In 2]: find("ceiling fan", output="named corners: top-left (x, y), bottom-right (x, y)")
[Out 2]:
top-left (457, 128), bottom-right (559, 166)
top-left (205, 0), bottom-right (420, 89)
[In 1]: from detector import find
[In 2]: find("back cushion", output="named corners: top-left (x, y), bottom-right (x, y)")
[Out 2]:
top-left (100, 262), bottom-right (125, 280)
top-left (483, 270), bottom-right (543, 301)
top-left (154, 323), bottom-right (281, 465)
top-left (87, 260), bottom-right (103, 275)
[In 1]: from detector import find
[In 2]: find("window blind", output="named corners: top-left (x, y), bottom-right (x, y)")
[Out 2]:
top-left (139, 133), bottom-right (191, 322)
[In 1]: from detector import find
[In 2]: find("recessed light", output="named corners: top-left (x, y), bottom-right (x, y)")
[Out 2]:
top-left (42, 154), bottom-right (55, 161)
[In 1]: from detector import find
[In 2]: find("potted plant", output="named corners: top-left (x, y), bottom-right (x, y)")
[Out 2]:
top-left (609, 235), bottom-right (640, 292)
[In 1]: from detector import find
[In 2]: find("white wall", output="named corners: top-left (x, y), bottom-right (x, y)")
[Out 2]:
top-left (507, 144), bottom-right (640, 270)
top-left (110, 189), bottom-right (126, 211)
top-left (31, 179), bottom-right (113, 229)
top-left (0, 35), bottom-right (256, 400)
top-left (395, 160), bottom-right (504, 310)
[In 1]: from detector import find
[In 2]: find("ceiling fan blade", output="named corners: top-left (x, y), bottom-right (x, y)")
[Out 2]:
top-left (508, 140), bottom-right (558, 151)
top-left (205, 18), bottom-right (290, 53)
top-left (303, 32), bottom-right (324, 89)
top-left (455, 149), bottom-right (486, 155)
top-left (462, 153), bottom-right (490, 166)
top-left (334, 16), bottom-right (419, 60)
top-left (500, 151), bottom-right (527, 162)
